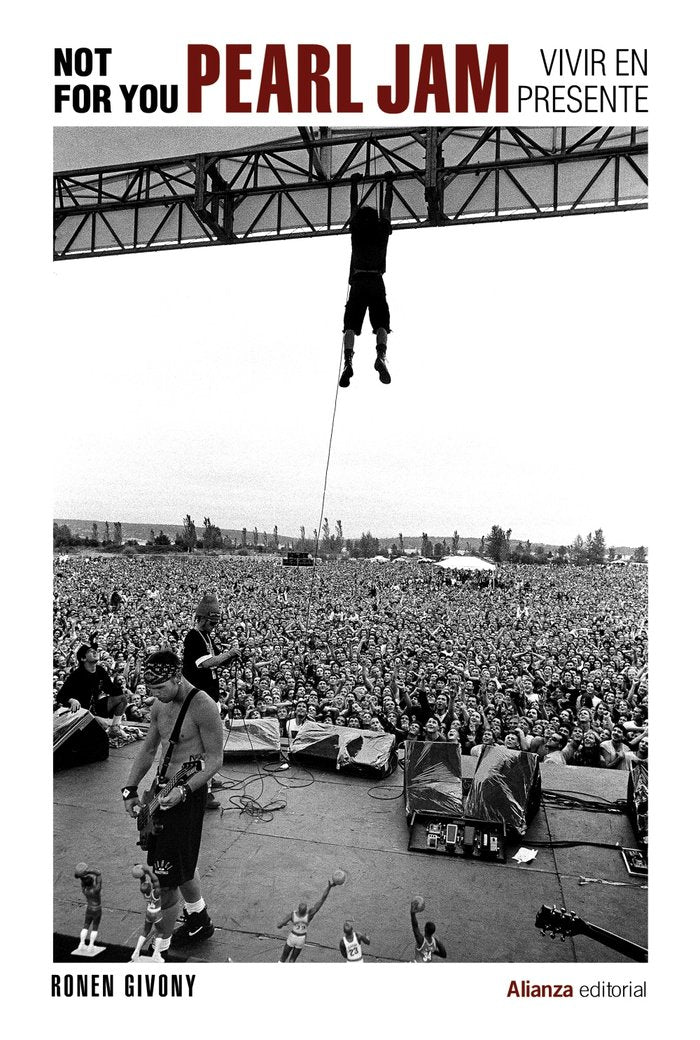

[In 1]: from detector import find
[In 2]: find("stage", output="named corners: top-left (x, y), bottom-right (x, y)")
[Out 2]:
top-left (53, 745), bottom-right (646, 963)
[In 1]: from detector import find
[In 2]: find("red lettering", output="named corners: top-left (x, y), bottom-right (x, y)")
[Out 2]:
top-left (298, 45), bottom-right (331, 112)
top-left (377, 44), bottom-right (410, 114)
top-left (414, 45), bottom-right (450, 113)
top-left (257, 44), bottom-right (293, 113)
top-left (225, 44), bottom-right (252, 113)
top-left (455, 44), bottom-right (509, 112)
top-left (337, 45), bottom-right (362, 113)
top-left (187, 44), bottom-right (220, 113)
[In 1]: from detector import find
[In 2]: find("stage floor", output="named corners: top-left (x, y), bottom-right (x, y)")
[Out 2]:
top-left (54, 746), bottom-right (647, 963)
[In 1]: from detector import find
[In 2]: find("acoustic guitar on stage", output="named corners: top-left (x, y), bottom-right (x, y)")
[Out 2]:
top-left (136, 760), bottom-right (203, 851)
top-left (535, 905), bottom-right (647, 962)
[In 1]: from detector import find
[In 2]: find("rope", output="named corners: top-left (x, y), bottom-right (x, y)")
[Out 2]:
top-left (304, 334), bottom-right (346, 635)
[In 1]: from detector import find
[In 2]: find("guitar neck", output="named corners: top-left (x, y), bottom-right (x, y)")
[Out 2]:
top-left (157, 776), bottom-right (177, 801)
top-left (580, 921), bottom-right (647, 962)
top-left (147, 765), bottom-right (196, 818)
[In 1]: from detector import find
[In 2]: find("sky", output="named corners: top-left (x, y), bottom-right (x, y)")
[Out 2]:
top-left (52, 127), bottom-right (651, 546)
top-left (53, 125), bottom-right (294, 169)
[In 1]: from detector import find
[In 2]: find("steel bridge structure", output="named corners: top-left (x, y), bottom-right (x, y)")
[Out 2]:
top-left (53, 125), bottom-right (647, 261)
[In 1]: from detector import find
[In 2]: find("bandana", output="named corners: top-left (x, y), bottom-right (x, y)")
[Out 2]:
top-left (143, 655), bottom-right (180, 686)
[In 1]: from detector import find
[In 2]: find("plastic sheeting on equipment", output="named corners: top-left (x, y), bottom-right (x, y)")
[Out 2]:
top-left (53, 706), bottom-right (92, 750)
top-left (289, 722), bottom-right (397, 778)
top-left (53, 707), bottom-right (109, 770)
top-left (223, 717), bottom-right (281, 757)
top-left (463, 745), bottom-right (541, 838)
top-left (404, 740), bottom-right (464, 818)
top-left (627, 760), bottom-right (648, 846)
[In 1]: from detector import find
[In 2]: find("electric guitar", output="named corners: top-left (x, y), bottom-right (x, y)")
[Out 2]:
top-left (137, 760), bottom-right (203, 850)
top-left (535, 905), bottom-right (647, 962)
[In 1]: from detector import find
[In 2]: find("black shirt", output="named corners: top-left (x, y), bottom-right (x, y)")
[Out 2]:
top-left (183, 628), bottom-right (221, 702)
top-left (349, 214), bottom-right (391, 278)
top-left (57, 664), bottom-right (117, 712)
top-left (434, 709), bottom-right (453, 732)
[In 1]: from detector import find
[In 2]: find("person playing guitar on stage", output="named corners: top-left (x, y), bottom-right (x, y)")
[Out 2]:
top-left (122, 650), bottom-right (224, 959)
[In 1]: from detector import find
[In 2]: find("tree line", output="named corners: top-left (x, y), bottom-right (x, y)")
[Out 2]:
top-left (166, 515), bottom-right (282, 554)
top-left (53, 517), bottom-right (647, 566)
top-left (472, 525), bottom-right (646, 566)
top-left (53, 520), bottom-right (123, 549)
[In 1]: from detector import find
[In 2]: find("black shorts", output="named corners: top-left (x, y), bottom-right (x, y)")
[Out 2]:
top-left (93, 694), bottom-right (124, 719)
top-left (147, 786), bottom-right (207, 889)
top-left (343, 273), bottom-right (391, 336)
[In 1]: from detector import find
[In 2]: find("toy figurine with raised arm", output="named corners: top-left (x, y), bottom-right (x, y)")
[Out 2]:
top-left (131, 863), bottom-right (166, 961)
top-left (72, 863), bottom-right (106, 957)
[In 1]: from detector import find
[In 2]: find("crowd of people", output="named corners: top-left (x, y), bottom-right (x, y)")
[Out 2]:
top-left (53, 554), bottom-right (648, 771)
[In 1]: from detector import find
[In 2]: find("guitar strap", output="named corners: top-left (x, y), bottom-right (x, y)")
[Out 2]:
top-left (156, 687), bottom-right (199, 783)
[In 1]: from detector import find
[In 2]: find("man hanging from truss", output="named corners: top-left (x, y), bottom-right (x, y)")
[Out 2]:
top-left (339, 171), bottom-right (395, 388)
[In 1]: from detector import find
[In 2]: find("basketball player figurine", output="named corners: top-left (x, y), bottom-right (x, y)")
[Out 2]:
top-left (339, 919), bottom-right (370, 962)
top-left (277, 870), bottom-right (347, 962)
top-left (131, 864), bottom-right (165, 962)
top-left (72, 863), bottom-right (106, 957)
top-left (410, 896), bottom-right (447, 962)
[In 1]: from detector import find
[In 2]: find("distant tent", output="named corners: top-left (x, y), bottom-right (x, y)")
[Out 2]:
top-left (609, 557), bottom-right (647, 568)
top-left (435, 555), bottom-right (496, 572)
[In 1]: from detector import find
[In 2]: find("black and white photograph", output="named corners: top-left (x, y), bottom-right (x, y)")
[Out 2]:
top-left (51, 123), bottom-right (650, 966)
top-left (6, 1), bottom-right (696, 1033)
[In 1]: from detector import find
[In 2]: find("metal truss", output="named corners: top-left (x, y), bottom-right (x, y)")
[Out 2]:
top-left (54, 126), bottom-right (647, 261)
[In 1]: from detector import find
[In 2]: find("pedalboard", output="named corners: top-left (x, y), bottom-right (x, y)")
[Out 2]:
top-left (621, 846), bottom-right (648, 877)
top-left (409, 814), bottom-right (507, 863)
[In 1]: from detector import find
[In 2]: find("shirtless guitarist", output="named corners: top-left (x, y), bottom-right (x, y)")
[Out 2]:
top-left (122, 650), bottom-right (223, 959)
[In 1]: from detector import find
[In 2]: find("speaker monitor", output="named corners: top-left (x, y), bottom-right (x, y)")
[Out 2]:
top-left (53, 708), bottom-right (109, 771)
top-left (626, 760), bottom-right (648, 848)
top-left (404, 739), bottom-right (464, 818)
top-left (289, 721), bottom-right (397, 778)
top-left (463, 745), bottom-right (541, 838)
top-left (223, 717), bottom-right (281, 759)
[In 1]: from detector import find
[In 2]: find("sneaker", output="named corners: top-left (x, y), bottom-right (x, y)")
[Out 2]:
top-left (210, 777), bottom-right (224, 790)
top-left (339, 360), bottom-right (354, 388)
top-left (170, 908), bottom-right (215, 947)
top-left (206, 792), bottom-right (220, 810)
top-left (374, 353), bottom-right (391, 384)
